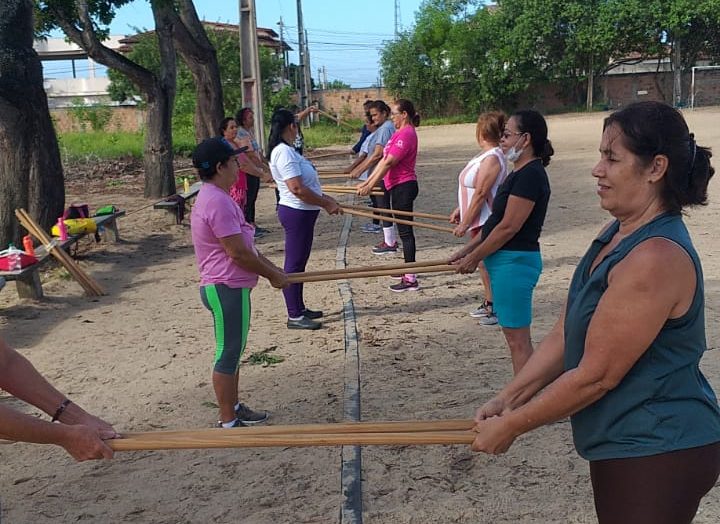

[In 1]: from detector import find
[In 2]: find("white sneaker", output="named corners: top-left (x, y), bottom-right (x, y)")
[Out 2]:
top-left (469, 301), bottom-right (492, 318)
top-left (478, 314), bottom-right (498, 326)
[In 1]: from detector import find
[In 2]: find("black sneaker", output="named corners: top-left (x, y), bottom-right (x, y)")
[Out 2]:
top-left (235, 403), bottom-right (269, 425)
top-left (287, 316), bottom-right (322, 330)
top-left (216, 418), bottom-right (247, 428)
top-left (302, 308), bottom-right (324, 319)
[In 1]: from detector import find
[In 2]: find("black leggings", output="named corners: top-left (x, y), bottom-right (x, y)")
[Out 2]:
top-left (244, 174), bottom-right (260, 224)
top-left (389, 180), bottom-right (419, 263)
top-left (373, 179), bottom-right (392, 227)
top-left (590, 442), bottom-right (720, 524)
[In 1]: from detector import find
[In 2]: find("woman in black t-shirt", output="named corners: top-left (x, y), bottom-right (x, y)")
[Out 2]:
top-left (450, 110), bottom-right (553, 374)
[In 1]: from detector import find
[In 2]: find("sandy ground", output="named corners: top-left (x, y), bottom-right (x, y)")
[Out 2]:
top-left (1, 108), bottom-right (720, 523)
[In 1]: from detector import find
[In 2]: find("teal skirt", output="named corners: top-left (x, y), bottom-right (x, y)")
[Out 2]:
top-left (484, 250), bottom-right (542, 328)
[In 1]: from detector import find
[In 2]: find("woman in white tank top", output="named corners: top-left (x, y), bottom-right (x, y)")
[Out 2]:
top-left (450, 112), bottom-right (508, 324)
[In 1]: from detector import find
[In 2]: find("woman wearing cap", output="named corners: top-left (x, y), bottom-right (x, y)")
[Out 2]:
top-left (267, 108), bottom-right (342, 330)
top-left (467, 101), bottom-right (719, 524)
top-left (449, 111), bottom-right (509, 326)
top-left (450, 110), bottom-right (553, 374)
top-left (235, 108), bottom-right (272, 237)
top-left (191, 137), bottom-right (288, 428)
top-left (357, 99), bottom-right (421, 292)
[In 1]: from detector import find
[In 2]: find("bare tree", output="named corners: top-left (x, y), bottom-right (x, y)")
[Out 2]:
top-left (0, 0), bottom-right (64, 248)
top-left (43, 0), bottom-right (177, 198)
top-left (170, 0), bottom-right (224, 142)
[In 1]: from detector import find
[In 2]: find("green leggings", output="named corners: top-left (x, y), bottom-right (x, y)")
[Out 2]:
top-left (200, 284), bottom-right (251, 374)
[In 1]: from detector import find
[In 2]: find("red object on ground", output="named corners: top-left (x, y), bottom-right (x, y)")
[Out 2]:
top-left (0, 253), bottom-right (39, 271)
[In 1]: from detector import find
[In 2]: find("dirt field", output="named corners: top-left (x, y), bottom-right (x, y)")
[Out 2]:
top-left (1, 108), bottom-right (719, 523)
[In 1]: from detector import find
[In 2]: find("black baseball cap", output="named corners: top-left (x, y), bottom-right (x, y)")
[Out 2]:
top-left (192, 137), bottom-right (248, 171)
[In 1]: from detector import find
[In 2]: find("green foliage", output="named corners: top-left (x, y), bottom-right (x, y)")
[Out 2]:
top-left (325, 79), bottom-right (351, 89)
top-left (302, 122), bottom-right (357, 149)
top-left (68, 98), bottom-right (113, 131)
top-left (57, 130), bottom-right (194, 160)
top-left (108, 28), bottom-right (285, 133)
top-left (380, 0), bottom-right (720, 116)
top-left (247, 347), bottom-right (284, 367)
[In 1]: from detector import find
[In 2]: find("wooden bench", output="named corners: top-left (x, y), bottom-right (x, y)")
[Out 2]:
top-left (153, 181), bottom-right (202, 224)
top-left (0, 211), bottom-right (125, 300)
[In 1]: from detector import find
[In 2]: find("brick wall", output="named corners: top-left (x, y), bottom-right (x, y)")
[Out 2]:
top-left (311, 87), bottom-right (392, 119)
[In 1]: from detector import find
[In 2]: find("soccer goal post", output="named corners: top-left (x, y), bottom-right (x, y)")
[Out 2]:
top-left (691, 66), bottom-right (720, 109)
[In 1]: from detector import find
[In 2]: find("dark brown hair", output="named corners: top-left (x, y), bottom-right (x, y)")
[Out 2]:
top-left (604, 101), bottom-right (714, 213)
top-left (395, 99), bottom-right (420, 127)
top-left (512, 109), bottom-right (554, 166)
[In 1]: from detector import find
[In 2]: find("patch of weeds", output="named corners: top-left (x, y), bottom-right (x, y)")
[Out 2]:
top-left (56, 268), bottom-right (72, 281)
top-left (201, 401), bottom-right (218, 409)
top-left (247, 346), bottom-right (284, 367)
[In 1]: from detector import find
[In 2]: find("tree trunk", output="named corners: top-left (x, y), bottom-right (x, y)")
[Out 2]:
top-left (586, 56), bottom-right (594, 111)
top-left (172, 0), bottom-right (224, 142)
top-left (144, 1), bottom-right (177, 198)
top-left (0, 0), bottom-right (64, 248)
top-left (48, 1), bottom-right (176, 198)
top-left (672, 38), bottom-right (682, 107)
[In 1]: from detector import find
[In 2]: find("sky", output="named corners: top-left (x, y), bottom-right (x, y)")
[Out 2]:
top-left (45, 0), bottom-right (424, 87)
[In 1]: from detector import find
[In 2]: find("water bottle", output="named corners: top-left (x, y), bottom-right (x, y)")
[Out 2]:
top-left (7, 243), bottom-right (21, 271)
top-left (183, 177), bottom-right (191, 194)
top-left (22, 235), bottom-right (35, 257)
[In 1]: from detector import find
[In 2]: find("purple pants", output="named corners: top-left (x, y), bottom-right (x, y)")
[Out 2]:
top-left (277, 205), bottom-right (320, 318)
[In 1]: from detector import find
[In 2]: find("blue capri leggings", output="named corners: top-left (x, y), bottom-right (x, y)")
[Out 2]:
top-left (200, 284), bottom-right (251, 374)
top-left (484, 250), bottom-right (542, 329)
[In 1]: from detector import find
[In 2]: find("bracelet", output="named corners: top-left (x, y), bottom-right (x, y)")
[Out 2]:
top-left (51, 399), bottom-right (72, 422)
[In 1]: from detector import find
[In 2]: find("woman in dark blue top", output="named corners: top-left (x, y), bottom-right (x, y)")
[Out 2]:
top-left (467, 101), bottom-right (719, 524)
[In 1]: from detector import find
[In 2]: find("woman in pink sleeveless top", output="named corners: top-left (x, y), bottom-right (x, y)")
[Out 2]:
top-left (450, 112), bottom-right (508, 325)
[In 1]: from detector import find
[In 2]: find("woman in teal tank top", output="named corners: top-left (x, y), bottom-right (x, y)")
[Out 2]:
top-left (467, 101), bottom-right (719, 524)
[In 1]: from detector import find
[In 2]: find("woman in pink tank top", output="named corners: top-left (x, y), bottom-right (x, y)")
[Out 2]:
top-left (449, 112), bottom-right (508, 324)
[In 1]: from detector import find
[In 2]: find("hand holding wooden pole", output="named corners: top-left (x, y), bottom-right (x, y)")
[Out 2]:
top-left (287, 262), bottom-right (455, 283)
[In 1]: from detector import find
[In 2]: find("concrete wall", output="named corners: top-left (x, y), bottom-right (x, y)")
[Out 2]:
top-left (51, 106), bottom-right (145, 133)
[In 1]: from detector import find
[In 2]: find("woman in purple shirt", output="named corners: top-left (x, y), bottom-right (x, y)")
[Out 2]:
top-left (191, 137), bottom-right (288, 429)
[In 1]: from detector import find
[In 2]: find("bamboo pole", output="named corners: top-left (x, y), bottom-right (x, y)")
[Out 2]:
top-left (15, 209), bottom-right (105, 296)
top-left (299, 259), bottom-right (450, 278)
top-left (341, 207), bottom-right (454, 234)
top-left (342, 203), bottom-right (450, 222)
top-left (323, 185), bottom-right (381, 192)
top-left (317, 170), bottom-right (352, 176)
top-left (318, 174), bottom-right (353, 180)
top-left (287, 264), bottom-right (455, 283)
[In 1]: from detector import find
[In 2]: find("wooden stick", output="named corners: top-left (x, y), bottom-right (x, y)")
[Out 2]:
top-left (317, 170), bottom-right (352, 176)
top-left (116, 419), bottom-right (474, 440)
top-left (341, 207), bottom-right (455, 234)
top-left (341, 203), bottom-right (450, 222)
top-left (109, 426), bottom-right (476, 452)
top-left (316, 109), bottom-right (358, 131)
top-left (318, 174), bottom-right (353, 180)
top-left (323, 189), bottom-right (384, 197)
top-left (15, 209), bottom-right (105, 296)
top-left (287, 264), bottom-right (455, 283)
top-left (305, 151), bottom-right (351, 160)
top-left (299, 259), bottom-right (450, 278)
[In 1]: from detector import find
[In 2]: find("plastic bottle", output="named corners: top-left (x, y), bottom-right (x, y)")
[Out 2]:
top-left (22, 235), bottom-right (35, 257)
top-left (7, 243), bottom-right (21, 271)
top-left (57, 217), bottom-right (68, 241)
top-left (183, 177), bottom-right (191, 194)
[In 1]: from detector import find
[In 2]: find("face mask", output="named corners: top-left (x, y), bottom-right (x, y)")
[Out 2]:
top-left (505, 134), bottom-right (526, 163)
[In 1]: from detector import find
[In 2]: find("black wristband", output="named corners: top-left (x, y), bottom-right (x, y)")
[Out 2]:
top-left (51, 399), bottom-right (72, 422)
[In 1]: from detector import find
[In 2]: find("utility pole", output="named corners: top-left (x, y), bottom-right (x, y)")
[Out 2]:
top-left (394, 0), bottom-right (401, 37)
top-left (304, 28), bottom-right (313, 118)
top-left (238, 0), bottom-right (265, 147)
top-left (278, 16), bottom-right (287, 81)
top-left (323, 66), bottom-right (328, 90)
top-left (296, 0), bottom-right (308, 121)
